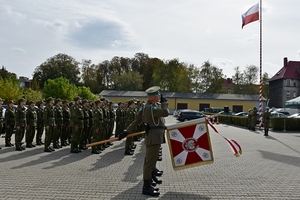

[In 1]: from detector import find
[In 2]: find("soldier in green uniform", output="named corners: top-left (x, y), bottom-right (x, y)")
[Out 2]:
top-left (36, 101), bottom-right (45, 145)
top-left (91, 100), bottom-right (104, 154)
top-left (124, 100), bottom-right (137, 155)
top-left (108, 101), bottom-right (115, 138)
top-left (80, 99), bottom-right (89, 150)
top-left (44, 97), bottom-right (56, 152)
top-left (247, 108), bottom-right (252, 130)
top-left (119, 86), bottom-right (169, 196)
top-left (263, 107), bottom-right (271, 136)
top-left (53, 98), bottom-right (63, 148)
top-left (25, 101), bottom-right (37, 148)
top-left (62, 100), bottom-right (71, 146)
top-left (115, 102), bottom-right (123, 138)
top-left (15, 98), bottom-right (27, 151)
top-left (100, 98), bottom-right (111, 148)
top-left (87, 100), bottom-right (94, 144)
top-left (251, 107), bottom-right (258, 131)
top-left (4, 100), bottom-right (15, 147)
top-left (0, 98), bottom-right (3, 149)
top-left (70, 96), bottom-right (84, 153)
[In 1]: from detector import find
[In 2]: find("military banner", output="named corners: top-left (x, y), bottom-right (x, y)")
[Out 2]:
top-left (166, 118), bottom-right (214, 171)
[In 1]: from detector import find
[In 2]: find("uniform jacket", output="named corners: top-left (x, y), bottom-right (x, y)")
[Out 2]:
top-left (15, 106), bottom-right (27, 127)
top-left (93, 107), bottom-right (104, 129)
top-left (5, 107), bottom-right (15, 126)
top-left (126, 100), bottom-right (169, 145)
top-left (62, 106), bottom-right (71, 126)
top-left (54, 105), bottom-right (63, 126)
top-left (70, 103), bottom-right (84, 127)
top-left (43, 104), bottom-right (56, 126)
top-left (26, 107), bottom-right (37, 127)
top-left (36, 107), bottom-right (44, 127)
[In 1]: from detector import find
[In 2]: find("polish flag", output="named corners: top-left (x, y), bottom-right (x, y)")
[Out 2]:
top-left (242, 3), bottom-right (259, 28)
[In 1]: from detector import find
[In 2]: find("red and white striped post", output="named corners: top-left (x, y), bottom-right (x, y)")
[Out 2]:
top-left (258, 0), bottom-right (263, 129)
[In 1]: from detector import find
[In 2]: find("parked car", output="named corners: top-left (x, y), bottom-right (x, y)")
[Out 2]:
top-left (173, 109), bottom-right (181, 117)
top-left (288, 113), bottom-right (300, 118)
top-left (271, 112), bottom-right (287, 118)
top-left (218, 111), bottom-right (235, 115)
top-left (234, 112), bottom-right (248, 117)
top-left (177, 110), bottom-right (206, 122)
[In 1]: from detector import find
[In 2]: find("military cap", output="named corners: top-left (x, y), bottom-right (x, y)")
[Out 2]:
top-left (46, 97), bottom-right (54, 102)
top-left (145, 86), bottom-right (160, 96)
top-left (266, 107), bottom-right (270, 110)
top-left (74, 96), bottom-right (81, 101)
top-left (100, 97), bottom-right (107, 101)
top-left (94, 100), bottom-right (101, 105)
top-left (118, 101), bottom-right (122, 105)
top-left (27, 100), bottom-right (35, 105)
top-left (82, 99), bottom-right (88, 104)
top-left (55, 98), bottom-right (62, 104)
top-left (18, 98), bottom-right (26, 103)
top-left (7, 100), bottom-right (14, 104)
top-left (128, 100), bottom-right (135, 105)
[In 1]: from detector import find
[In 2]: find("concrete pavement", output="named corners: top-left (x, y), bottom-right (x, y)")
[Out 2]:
top-left (0, 116), bottom-right (299, 200)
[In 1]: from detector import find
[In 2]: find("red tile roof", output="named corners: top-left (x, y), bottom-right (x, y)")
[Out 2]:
top-left (270, 60), bottom-right (300, 81)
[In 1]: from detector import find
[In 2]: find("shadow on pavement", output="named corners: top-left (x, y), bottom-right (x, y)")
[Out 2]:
top-left (111, 181), bottom-right (211, 200)
top-left (258, 150), bottom-right (300, 167)
top-left (264, 135), bottom-right (300, 153)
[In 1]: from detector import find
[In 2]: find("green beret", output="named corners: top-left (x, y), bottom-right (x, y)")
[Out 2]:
top-left (74, 96), bottom-right (81, 101)
top-left (128, 100), bottom-right (135, 105)
top-left (7, 100), bottom-right (14, 104)
top-left (145, 86), bottom-right (160, 96)
top-left (55, 98), bottom-right (62, 104)
top-left (94, 100), bottom-right (101, 105)
top-left (82, 99), bottom-right (88, 104)
top-left (46, 97), bottom-right (54, 103)
top-left (18, 98), bottom-right (26, 103)
top-left (27, 100), bottom-right (35, 105)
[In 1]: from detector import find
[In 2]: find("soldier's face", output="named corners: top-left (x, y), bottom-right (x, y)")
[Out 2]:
top-left (0, 101), bottom-right (3, 105)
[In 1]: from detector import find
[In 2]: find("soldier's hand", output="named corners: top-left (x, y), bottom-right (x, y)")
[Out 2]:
top-left (118, 131), bottom-right (129, 140)
top-left (160, 94), bottom-right (167, 103)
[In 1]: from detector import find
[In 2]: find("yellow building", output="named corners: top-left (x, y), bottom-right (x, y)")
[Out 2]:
top-left (100, 90), bottom-right (267, 114)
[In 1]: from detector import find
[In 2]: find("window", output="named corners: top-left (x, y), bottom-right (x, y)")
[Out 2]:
top-left (293, 91), bottom-right (296, 98)
top-left (286, 79), bottom-right (291, 87)
top-left (286, 90), bottom-right (290, 97)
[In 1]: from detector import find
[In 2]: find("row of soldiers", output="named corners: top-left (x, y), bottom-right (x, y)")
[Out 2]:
top-left (0, 97), bottom-right (146, 154)
top-left (0, 97), bottom-right (116, 153)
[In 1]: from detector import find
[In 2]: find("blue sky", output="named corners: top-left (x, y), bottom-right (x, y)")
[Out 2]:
top-left (1, 0), bottom-right (299, 81)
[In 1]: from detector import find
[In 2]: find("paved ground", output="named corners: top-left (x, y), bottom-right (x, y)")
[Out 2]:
top-left (0, 116), bottom-right (299, 200)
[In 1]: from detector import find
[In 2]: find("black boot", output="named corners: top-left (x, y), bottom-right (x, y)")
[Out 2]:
top-left (152, 170), bottom-right (162, 184)
top-left (142, 180), bottom-right (160, 196)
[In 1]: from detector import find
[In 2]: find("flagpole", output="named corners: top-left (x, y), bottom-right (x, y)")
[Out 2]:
top-left (258, 0), bottom-right (263, 129)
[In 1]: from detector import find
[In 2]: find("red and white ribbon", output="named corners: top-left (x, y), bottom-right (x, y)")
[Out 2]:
top-left (206, 118), bottom-right (242, 157)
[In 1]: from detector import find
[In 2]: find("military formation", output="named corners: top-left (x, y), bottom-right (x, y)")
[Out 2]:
top-left (0, 96), bottom-right (147, 154)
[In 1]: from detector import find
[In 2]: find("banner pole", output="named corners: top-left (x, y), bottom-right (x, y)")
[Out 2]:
top-left (86, 131), bottom-right (145, 147)
top-left (258, 0), bottom-right (263, 130)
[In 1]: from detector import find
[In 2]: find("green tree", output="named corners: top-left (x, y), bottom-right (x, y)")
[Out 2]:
top-left (262, 72), bottom-right (269, 99)
top-left (23, 88), bottom-right (43, 102)
top-left (0, 77), bottom-right (22, 102)
top-left (77, 86), bottom-right (97, 101)
top-left (232, 66), bottom-right (244, 94)
top-left (32, 53), bottom-right (81, 88)
top-left (81, 59), bottom-right (99, 94)
top-left (198, 61), bottom-right (224, 93)
top-left (0, 66), bottom-right (17, 80)
top-left (43, 77), bottom-right (78, 100)
top-left (111, 71), bottom-right (143, 90)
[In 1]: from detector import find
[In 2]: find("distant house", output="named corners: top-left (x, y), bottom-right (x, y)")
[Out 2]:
top-left (19, 76), bottom-right (31, 88)
top-left (100, 90), bottom-right (266, 113)
top-left (222, 78), bottom-right (235, 93)
top-left (269, 57), bottom-right (300, 107)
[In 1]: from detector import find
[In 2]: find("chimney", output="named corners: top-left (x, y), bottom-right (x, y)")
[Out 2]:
top-left (284, 57), bottom-right (288, 67)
